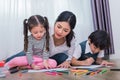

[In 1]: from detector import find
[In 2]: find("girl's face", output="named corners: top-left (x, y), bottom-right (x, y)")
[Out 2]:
top-left (54, 22), bottom-right (71, 39)
top-left (30, 25), bottom-right (46, 40)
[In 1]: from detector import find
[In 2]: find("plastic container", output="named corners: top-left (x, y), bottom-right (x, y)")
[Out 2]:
top-left (0, 61), bottom-right (5, 67)
top-left (0, 66), bottom-right (9, 78)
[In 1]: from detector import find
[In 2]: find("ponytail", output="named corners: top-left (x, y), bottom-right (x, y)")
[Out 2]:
top-left (66, 30), bottom-right (74, 47)
top-left (44, 17), bottom-right (49, 51)
top-left (23, 19), bottom-right (28, 52)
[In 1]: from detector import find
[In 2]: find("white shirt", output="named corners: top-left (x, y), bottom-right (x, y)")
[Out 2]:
top-left (49, 35), bottom-right (76, 61)
top-left (73, 40), bottom-right (104, 59)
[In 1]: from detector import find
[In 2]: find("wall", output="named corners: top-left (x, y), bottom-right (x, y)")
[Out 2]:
top-left (109, 0), bottom-right (120, 59)
top-left (0, 0), bottom-right (93, 60)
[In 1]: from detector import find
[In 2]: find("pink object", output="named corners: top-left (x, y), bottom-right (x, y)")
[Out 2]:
top-left (0, 61), bottom-right (5, 67)
top-left (5, 56), bottom-right (57, 69)
top-left (45, 72), bottom-right (62, 76)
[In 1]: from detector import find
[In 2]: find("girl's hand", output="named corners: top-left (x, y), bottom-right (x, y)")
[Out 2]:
top-left (101, 60), bottom-right (114, 66)
top-left (43, 60), bottom-right (52, 69)
top-left (31, 64), bottom-right (41, 70)
top-left (57, 61), bottom-right (71, 68)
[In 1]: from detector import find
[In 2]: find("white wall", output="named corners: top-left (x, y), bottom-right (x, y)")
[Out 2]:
top-left (0, 0), bottom-right (93, 60)
top-left (0, 0), bottom-right (119, 60)
top-left (109, 0), bottom-right (120, 59)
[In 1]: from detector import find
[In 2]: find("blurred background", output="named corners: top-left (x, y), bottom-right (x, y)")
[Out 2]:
top-left (0, 0), bottom-right (119, 60)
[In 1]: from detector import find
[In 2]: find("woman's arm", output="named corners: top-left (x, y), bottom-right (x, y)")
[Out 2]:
top-left (57, 38), bottom-right (76, 68)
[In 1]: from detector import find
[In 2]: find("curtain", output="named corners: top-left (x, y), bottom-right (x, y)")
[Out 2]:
top-left (0, 0), bottom-right (31, 60)
top-left (91, 0), bottom-right (115, 59)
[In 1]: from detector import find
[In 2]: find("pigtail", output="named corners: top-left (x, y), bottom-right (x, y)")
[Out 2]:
top-left (44, 17), bottom-right (49, 51)
top-left (23, 19), bottom-right (28, 52)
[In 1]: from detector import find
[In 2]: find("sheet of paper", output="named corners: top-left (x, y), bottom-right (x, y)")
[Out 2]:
top-left (72, 65), bottom-right (103, 69)
top-left (28, 68), bottom-right (68, 73)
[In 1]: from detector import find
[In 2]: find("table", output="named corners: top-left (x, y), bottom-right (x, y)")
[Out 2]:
top-left (0, 59), bottom-right (120, 80)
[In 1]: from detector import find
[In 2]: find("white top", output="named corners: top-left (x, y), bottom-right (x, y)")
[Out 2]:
top-left (73, 40), bottom-right (104, 59)
top-left (49, 35), bottom-right (76, 61)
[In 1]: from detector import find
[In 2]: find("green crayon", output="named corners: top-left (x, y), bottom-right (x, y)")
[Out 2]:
top-left (99, 69), bottom-right (107, 74)
top-left (57, 70), bottom-right (69, 74)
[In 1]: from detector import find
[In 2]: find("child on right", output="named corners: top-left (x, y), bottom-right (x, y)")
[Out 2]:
top-left (71, 30), bottom-right (114, 66)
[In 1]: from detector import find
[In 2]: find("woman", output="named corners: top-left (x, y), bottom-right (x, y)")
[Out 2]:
top-left (49, 11), bottom-right (76, 68)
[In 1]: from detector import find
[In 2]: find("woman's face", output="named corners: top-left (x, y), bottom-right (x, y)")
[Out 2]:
top-left (54, 22), bottom-right (71, 39)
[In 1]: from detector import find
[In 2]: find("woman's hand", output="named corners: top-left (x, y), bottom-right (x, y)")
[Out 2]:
top-left (57, 61), bottom-right (71, 68)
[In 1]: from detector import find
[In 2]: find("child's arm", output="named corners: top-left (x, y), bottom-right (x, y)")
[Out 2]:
top-left (96, 58), bottom-right (103, 64)
top-left (43, 51), bottom-right (54, 69)
top-left (71, 57), bottom-right (94, 66)
top-left (27, 36), bottom-right (34, 65)
top-left (96, 58), bottom-right (114, 66)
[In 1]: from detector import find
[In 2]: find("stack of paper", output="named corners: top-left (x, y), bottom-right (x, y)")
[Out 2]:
top-left (28, 68), bottom-right (68, 73)
top-left (72, 65), bottom-right (103, 69)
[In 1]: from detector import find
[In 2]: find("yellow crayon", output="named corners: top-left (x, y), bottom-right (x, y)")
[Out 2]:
top-left (71, 69), bottom-right (88, 73)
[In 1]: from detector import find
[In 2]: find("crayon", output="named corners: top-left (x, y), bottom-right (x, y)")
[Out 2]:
top-left (86, 70), bottom-right (101, 75)
top-left (75, 71), bottom-right (87, 75)
top-left (57, 70), bottom-right (69, 74)
top-left (86, 72), bottom-right (91, 75)
top-left (90, 72), bottom-right (96, 76)
top-left (93, 70), bottom-right (101, 74)
top-left (71, 69), bottom-right (88, 72)
top-left (45, 71), bottom-right (62, 76)
top-left (99, 69), bottom-right (107, 74)
top-left (71, 69), bottom-right (88, 76)
top-left (110, 68), bottom-right (120, 71)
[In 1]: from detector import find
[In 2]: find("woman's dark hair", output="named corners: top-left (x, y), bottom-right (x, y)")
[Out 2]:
top-left (88, 30), bottom-right (110, 50)
top-left (55, 11), bottom-right (76, 47)
top-left (23, 15), bottom-right (49, 52)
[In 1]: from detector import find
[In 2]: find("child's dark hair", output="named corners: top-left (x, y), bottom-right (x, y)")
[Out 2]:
top-left (23, 15), bottom-right (49, 52)
top-left (55, 11), bottom-right (76, 47)
top-left (88, 30), bottom-right (110, 50)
